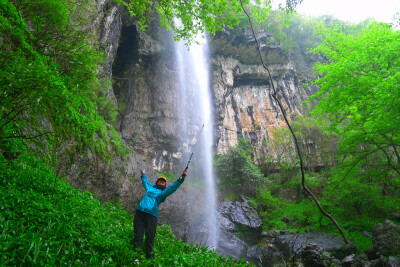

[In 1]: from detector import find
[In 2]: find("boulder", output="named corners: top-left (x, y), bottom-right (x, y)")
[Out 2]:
top-left (341, 254), bottom-right (356, 267)
top-left (370, 220), bottom-right (400, 258)
top-left (217, 230), bottom-right (248, 260)
top-left (246, 245), bottom-right (283, 267)
top-left (340, 253), bottom-right (383, 267)
top-left (371, 255), bottom-right (400, 267)
top-left (300, 244), bottom-right (340, 267)
top-left (218, 200), bottom-right (263, 244)
top-left (273, 231), bottom-right (356, 259)
top-left (383, 256), bottom-right (400, 267)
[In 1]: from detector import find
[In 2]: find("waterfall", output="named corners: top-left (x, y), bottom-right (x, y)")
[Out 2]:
top-left (174, 33), bottom-right (218, 248)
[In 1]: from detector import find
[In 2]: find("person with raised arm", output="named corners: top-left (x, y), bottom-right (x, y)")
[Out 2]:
top-left (133, 169), bottom-right (187, 259)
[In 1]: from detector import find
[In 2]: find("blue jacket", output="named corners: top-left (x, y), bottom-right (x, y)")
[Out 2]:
top-left (136, 173), bottom-right (184, 218)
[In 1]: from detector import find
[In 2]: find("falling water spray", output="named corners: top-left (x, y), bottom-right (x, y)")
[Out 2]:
top-left (174, 31), bottom-right (218, 248)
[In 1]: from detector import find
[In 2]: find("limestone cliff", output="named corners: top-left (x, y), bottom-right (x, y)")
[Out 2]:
top-left (209, 28), bottom-right (317, 161)
top-left (112, 10), bottom-right (193, 173)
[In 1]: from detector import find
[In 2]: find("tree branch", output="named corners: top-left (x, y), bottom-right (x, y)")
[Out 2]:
top-left (369, 139), bottom-right (400, 177)
top-left (239, 0), bottom-right (349, 244)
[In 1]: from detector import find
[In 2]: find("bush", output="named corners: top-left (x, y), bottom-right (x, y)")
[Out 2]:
top-left (0, 0), bottom-right (125, 161)
top-left (215, 139), bottom-right (267, 197)
top-left (255, 187), bottom-right (283, 212)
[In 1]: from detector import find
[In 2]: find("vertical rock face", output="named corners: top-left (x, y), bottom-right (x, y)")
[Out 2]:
top-left (92, 0), bottom-right (123, 102)
top-left (209, 28), bottom-right (316, 161)
top-left (111, 10), bottom-right (199, 172)
top-left (101, 8), bottom-right (318, 170)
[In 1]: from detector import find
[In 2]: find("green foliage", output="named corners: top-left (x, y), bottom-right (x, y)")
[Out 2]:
top-left (0, 153), bottom-right (135, 265)
top-left (311, 22), bottom-right (400, 182)
top-left (215, 138), bottom-right (267, 197)
top-left (323, 168), bottom-right (397, 219)
top-left (154, 226), bottom-right (249, 266)
top-left (0, 0), bottom-right (126, 164)
top-left (115, 0), bottom-right (271, 44)
top-left (253, 162), bottom-right (397, 251)
top-left (255, 187), bottom-right (283, 212)
top-left (114, 0), bottom-right (304, 45)
top-left (251, 11), bottom-right (369, 73)
top-left (0, 152), bottom-right (250, 266)
top-left (260, 115), bottom-right (337, 178)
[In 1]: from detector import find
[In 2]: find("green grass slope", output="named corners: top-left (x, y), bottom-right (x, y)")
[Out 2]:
top-left (0, 153), bottom-right (249, 266)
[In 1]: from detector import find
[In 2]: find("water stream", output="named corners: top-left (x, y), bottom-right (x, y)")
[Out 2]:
top-left (174, 34), bottom-right (218, 248)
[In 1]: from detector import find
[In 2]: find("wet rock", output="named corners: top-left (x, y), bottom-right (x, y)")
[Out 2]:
top-left (261, 231), bottom-right (268, 237)
top-left (366, 248), bottom-right (382, 261)
top-left (95, 0), bottom-right (123, 78)
top-left (136, 30), bottom-right (161, 56)
top-left (273, 231), bottom-right (356, 259)
top-left (217, 212), bottom-right (237, 232)
top-left (370, 220), bottom-right (400, 257)
top-left (335, 253), bottom-right (373, 267)
top-left (246, 245), bottom-right (283, 266)
top-left (217, 231), bottom-right (248, 260)
top-left (371, 255), bottom-right (400, 267)
top-left (218, 200), bottom-right (262, 244)
top-left (269, 230), bottom-right (290, 237)
top-left (384, 256), bottom-right (400, 267)
top-left (341, 254), bottom-right (356, 267)
top-left (300, 244), bottom-right (340, 267)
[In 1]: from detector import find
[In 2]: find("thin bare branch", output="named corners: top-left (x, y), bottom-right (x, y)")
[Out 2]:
top-left (239, 0), bottom-right (349, 244)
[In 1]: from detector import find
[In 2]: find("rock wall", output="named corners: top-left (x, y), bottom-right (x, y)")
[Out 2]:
top-left (93, 4), bottom-right (319, 173)
top-left (209, 28), bottom-right (317, 161)
top-left (112, 9), bottom-right (193, 173)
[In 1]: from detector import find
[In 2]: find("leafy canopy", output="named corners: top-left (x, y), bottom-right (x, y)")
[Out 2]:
top-left (311, 22), bottom-right (400, 181)
top-left (114, 0), bottom-right (303, 44)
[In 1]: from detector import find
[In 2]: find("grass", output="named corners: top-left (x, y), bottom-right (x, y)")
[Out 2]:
top-left (254, 174), bottom-right (381, 252)
top-left (0, 152), bottom-right (250, 266)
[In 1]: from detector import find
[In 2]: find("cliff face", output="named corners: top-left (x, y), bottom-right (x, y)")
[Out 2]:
top-left (110, 16), bottom-right (318, 170)
top-left (209, 28), bottom-right (317, 161)
top-left (94, 1), bottom-right (319, 172)
top-left (64, 2), bottom-right (318, 242)
top-left (112, 10), bottom-right (191, 173)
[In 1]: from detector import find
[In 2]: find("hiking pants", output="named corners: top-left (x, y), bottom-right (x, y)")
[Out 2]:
top-left (133, 210), bottom-right (157, 258)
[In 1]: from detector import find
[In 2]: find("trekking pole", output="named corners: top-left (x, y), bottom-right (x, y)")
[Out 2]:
top-left (182, 124), bottom-right (205, 176)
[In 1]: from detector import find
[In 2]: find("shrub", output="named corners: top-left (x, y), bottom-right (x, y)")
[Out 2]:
top-left (215, 139), bottom-right (267, 197)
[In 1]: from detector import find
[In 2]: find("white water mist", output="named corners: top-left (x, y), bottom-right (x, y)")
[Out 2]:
top-left (174, 33), bottom-right (218, 248)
